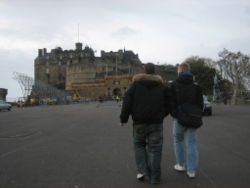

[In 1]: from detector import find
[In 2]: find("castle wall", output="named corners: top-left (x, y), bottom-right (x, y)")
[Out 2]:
top-left (104, 75), bottom-right (132, 96)
top-left (66, 63), bottom-right (98, 90)
top-left (35, 58), bottom-right (67, 89)
top-left (65, 57), bottom-right (143, 94)
top-left (69, 75), bottom-right (133, 98)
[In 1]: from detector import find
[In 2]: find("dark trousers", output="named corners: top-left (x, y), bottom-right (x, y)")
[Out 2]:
top-left (133, 123), bottom-right (163, 181)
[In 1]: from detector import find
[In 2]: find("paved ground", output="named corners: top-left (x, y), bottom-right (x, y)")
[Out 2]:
top-left (0, 102), bottom-right (250, 188)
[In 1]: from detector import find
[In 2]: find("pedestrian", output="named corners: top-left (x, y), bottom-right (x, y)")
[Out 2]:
top-left (169, 63), bottom-right (203, 178)
top-left (116, 95), bottom-right (120, 103)
top-left (120, 63), bottom-right (170, 184)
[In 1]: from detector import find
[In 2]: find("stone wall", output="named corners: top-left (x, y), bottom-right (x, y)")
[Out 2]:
top-left (69, 75), bottom-right (133, 98)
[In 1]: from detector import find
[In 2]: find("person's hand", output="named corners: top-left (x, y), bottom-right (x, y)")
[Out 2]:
top-left (119, 123), bottom-right (127, 126)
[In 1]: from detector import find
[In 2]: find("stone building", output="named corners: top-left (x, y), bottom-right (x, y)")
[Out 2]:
top-left (34, 43), bottom-right (143, 98)
top-left (0, 88), bottom-right (8, 101)
top-left (34, 42), bottom-right (178, 99)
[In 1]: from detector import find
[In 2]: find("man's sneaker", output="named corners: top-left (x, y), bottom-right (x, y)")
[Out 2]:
top-left (187, 172), bottom-right (196, 178)
top-left (174, 164), bottom-right (186, 172)
top-left (136, 173), bottom-right (145, 181)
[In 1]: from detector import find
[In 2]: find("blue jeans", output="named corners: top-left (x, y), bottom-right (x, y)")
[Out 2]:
top-left (173, 119), bottom-right (198, 173)
top-left (133, 123), bottom-right (163, 181)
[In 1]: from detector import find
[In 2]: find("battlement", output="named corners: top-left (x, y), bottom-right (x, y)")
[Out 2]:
top-left (37, 43), bottom-right (95, 62)
top-left (101, 49), bottom-right (139, 59)
top-left (36, 42), bottom-right (141, 67)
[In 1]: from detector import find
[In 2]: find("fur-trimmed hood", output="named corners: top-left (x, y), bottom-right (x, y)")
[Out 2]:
top-left (132, 73), bottom-right (163, 83)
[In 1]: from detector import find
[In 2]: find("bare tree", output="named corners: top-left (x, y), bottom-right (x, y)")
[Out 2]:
top-left (217, 49), bottom-right (250, 104)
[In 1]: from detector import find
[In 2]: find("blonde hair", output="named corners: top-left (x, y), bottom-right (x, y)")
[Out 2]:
top-left (178, 63), bottom-right (190, 72)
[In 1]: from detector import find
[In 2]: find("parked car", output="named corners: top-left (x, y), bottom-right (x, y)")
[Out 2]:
top-left (203, 95), bottom-right (212, 116)
top-left (0, 100), bottom-right (12, 111)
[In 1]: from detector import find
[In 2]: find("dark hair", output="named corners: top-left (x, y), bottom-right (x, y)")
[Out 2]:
top-left (145, 63), bottom-right (155, 74)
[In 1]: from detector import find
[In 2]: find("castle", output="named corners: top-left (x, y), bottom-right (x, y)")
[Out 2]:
top-left (34, 42), bottom-right (177, 99)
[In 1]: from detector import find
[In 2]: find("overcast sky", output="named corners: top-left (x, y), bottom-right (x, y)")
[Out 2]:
top-left (0, 0), bottom-right (250, 100)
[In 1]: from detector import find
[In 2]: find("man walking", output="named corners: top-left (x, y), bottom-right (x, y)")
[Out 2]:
top-left (170, 63), bottom-right (203, 178)
top-left (120, 63), bottom-right (170, 184)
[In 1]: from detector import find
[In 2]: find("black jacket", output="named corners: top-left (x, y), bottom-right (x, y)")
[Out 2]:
top-left (120, 73), bottom-right (170, 124)
top-left (170, 73), bottom-right (203, 118)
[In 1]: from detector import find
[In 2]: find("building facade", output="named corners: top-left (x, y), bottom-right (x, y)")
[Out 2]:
top-left (34, 43), bottom-right (143, 98)
top-left (34, 42), bottom-right (178, 99)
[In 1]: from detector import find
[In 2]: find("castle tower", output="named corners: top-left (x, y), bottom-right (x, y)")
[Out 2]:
top-left (75, 42), bottom-right (83, 51)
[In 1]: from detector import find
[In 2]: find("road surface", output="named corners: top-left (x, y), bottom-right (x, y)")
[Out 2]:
top-left (0, 102), bottom-right (249, 188)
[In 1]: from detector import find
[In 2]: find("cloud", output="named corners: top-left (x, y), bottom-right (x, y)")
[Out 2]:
top-left (112, 27), bottom-right (138, 39)
top-left (0, 49), bottom-right (34, 100)
top-left (1, 0), bottom-right (250, 99)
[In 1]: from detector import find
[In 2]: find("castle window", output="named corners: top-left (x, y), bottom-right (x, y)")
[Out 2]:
top-left (46, 68), bottom-right (49, 74)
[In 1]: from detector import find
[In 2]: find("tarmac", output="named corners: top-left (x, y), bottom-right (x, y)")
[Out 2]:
top-left (0, 102), bottom-right (250, 188)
